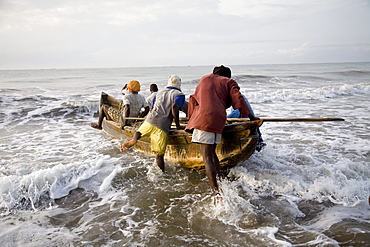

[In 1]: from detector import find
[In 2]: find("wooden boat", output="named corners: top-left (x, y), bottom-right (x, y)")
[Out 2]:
top-left (99, 92), bottom-right (263, 170)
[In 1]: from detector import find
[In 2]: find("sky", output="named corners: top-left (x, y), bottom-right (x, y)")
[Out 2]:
top-left (0, 0), bottom-right (369, 69)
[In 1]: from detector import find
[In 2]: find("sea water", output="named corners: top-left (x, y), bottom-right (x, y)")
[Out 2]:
top-left (0, 63), bottom-right (369, 246)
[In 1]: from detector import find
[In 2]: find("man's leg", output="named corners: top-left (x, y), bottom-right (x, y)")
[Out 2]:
top-left (151, 128), bottom-right (167, 172)
top-left (200, 143), bottom-right (220, 196)
top-left (156, 155), bottom-right (165, 172)
top-left (91, 105), bottom-right (110, 130)
top-left (100, 92), bottom-right (107, 106)
top-left (211, 144), bottom-right (220, 175)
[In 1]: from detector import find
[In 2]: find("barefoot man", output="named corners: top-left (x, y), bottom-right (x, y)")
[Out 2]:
top-left (91, 80), bottom-right (149, 130)
top-left (185, 65), bottom-right (259, 198)
top-left (120, 75), bottom-right (186, 171)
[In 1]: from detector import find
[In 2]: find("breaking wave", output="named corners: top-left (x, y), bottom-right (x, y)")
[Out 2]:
top-left (0, 94), bottom-right (98, 128)
top-left (246, 82), bottom-right (370, 103)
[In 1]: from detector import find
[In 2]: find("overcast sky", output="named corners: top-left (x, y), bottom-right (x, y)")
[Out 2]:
top-left (1, 0), bottom-right (369, 69)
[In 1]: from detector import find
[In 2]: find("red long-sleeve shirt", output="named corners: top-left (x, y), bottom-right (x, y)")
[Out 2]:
top-left (186, 74), bottom-right (250, 134)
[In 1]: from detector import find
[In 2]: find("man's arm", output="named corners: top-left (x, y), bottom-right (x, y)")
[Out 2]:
top-left (228, 80), bottom-right (251, 118)
top-left (123, 104), bottom-right (130, 117)
top-left (247, 113), bottom-right (259, 121)
top-left (182, 101), bottom-right (188, 116)
top-left (122, 104), bottom-right (130, 126)
top-left (171, 102), bottom-right (182, 129)
top-left (140, 106), bottom-right (149, 117)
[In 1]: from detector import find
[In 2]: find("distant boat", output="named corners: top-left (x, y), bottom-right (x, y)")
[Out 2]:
top-left (100, 93), bottom-right (263, 170)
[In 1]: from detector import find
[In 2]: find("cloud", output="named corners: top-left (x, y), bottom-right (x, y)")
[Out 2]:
top-left (1, 0), bottom-right (217, 30)
top-left (217, 0), bottom-right (362, 19)
top-left (0, 0), bottom-right (369, 69)
top-left (277, 43), bottom-right (310, 57)
top-left (218, 0), bottom-right (286, 18)
top-left (1, 1), bottom-right (159, 29)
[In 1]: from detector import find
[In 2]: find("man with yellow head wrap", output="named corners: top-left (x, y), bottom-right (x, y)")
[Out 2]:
top-left (91, 80), bottom-right (149, 130)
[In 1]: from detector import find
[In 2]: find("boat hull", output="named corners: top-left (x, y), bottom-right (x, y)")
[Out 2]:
top-left (102, 119), bottom-right (262, 170)
top-left (99, 92), bottom-right (263, 170)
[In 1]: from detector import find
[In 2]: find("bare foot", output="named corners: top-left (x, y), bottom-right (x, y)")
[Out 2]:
top-left (214, 193), bottom-right (223, 205)
top-left (120, 139), bottom-right (137, 152)
top-left (90, 123), bottom-right (102, 130)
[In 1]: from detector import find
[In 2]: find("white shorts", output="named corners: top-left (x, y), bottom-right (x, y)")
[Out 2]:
top-left (192, 129), bottom-right (221, 144)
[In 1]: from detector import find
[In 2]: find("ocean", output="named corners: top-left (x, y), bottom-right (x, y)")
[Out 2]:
top-left (0, 63), bottom-right (369, 246)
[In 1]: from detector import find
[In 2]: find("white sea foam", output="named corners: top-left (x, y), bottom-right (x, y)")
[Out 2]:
top-left (307, 201), bottom-right (370, 232)
top-left (0, 154), bottom-right (119, 213)
top-left (1, 63), bottom-right (369, 246)
top-left (243, 82), bottom-right (370, 103)
top-left (0, 213), bottom-right (79, 246)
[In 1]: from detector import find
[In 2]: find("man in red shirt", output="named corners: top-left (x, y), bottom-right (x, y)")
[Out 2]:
top-left (186, 65), bottom-right (258, 200)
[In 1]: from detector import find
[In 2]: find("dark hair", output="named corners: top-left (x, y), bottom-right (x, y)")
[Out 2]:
top-left (213, 65), bottom-right (232, 78)
top-left (150, 84), bottom-right (158, 92)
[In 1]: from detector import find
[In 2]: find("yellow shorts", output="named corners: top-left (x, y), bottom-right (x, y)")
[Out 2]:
top-left (137, 121), bottom-right (168, 156)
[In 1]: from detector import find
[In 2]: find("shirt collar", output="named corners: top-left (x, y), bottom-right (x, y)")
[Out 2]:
top-left (166, 86), bottom-right (181, 92)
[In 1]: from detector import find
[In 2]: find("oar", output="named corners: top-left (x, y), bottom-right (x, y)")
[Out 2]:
top-left (227, 117), bottom-right (345, 122)
top-left (125, 117), bottom-right (190, 121)
top-left (262, 117), bottom-right (345, 122)
top-left (124, 117), bottom-right (146, 121)
top-left (125, 117), bottom-right (345, 122)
